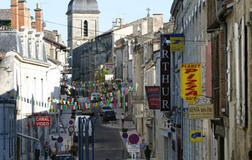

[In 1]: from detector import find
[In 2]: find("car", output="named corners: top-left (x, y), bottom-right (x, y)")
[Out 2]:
top-left (55, 154), bottom-right (75, 160)
top-left (90, 93), bottom-right (102, 103)
top-left (102, 110), bottom-right (116, 122)
top-left (51, 135), bottom-right (59, 140)
top-left (100, 106), bottom-right (113, 116)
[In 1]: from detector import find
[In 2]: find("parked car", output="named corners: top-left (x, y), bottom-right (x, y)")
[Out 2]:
top-left (90, 92), bottom-right (102, 103)
top-left (103, 110), bottom-right (116, 122)
top-left (55, 154), bottom-right (75, 160)
top-left (100, 106), bottom-right (113, 116)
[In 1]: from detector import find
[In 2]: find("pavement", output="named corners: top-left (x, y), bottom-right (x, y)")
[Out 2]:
top-left (100, 107), bottom-right (156, 160)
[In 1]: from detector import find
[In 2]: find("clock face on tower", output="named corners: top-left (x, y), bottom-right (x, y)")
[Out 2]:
top-left (76, 40), bottom-right (81, 46)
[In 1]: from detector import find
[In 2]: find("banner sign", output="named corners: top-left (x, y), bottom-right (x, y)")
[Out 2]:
top-left (145, 86), bottom-right (160, 109)
top-left (190, 130), bottom-right (203, 142)
top-left (105, 63), bottom-right (114, 69)
top-left (170, 33), bottom-right (184, 52)
top-left (35, 116), bottom-right (51, 127)
top-left (180, 64), bottom-right (201, 104)
top-left (160, 34), bottom-right (171, 111)
top-left (188, 104), bottom-right (214, 119)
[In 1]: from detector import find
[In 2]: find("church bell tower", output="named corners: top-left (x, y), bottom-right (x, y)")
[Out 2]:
top-left (66, 0), bottom-right (100, 49)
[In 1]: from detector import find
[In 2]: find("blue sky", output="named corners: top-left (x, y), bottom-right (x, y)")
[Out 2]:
top-left (2, 0), bottom-right (172, 44)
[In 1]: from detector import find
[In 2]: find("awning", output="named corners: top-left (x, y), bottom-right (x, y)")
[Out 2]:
top-left (17, 133), bottom-right (40, 141)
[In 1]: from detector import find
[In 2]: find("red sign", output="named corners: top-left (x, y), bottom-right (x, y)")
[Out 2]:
top-left (145, 86), bottom-right (160, 109)
top-left (160, 34), bottom-right (171, 111)
top-left (35, 116), bottom-right (51, 127)
top-left (68, 126), bottom-right (75, 133)
top-left (128, 134), bottom-right (139, 144)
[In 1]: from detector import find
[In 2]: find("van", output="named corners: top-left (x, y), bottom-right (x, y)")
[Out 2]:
top-left (74, 115), bottom-right (92, 142)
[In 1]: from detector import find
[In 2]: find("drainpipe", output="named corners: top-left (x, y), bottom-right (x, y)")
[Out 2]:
top-left (3, 101), bottom-right (6, 159)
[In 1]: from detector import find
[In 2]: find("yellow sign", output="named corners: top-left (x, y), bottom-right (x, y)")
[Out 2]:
top-left (170, 34), bottom-right (184, 51)
top-left (190, 130), bottom-right (203, 142)
top-left (188, 104), bottom-right (214, 119)
top-left (181, 64), bottom-right (201, 104)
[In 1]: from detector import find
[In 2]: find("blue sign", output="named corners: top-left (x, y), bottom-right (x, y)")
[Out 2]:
top-left (191, 132), bottom-right (201, 139)
top-left (57, 136), bottom-right (63, 143)
top-left (122, 133), bottom-right (128, 139)
top-left (69, 120), bottom-right (74, 125)
top-left (129, 134), bottom-right (139, 144)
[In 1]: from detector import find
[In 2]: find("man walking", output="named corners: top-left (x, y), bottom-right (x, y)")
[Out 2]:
top-left (35, 141), bottom-right (40, 160)
top-left (139, 139), bottom-right (146, 159)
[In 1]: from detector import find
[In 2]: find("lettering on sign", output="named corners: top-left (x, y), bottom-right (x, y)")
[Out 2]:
top-left (188, 104), bottom-right (214, 119)
top-left (35, 116), bottom-right (51, 127)
top-left (180, 64), bottom-right (201, 104)
top-left (160, 34), bottom-right (171, 111)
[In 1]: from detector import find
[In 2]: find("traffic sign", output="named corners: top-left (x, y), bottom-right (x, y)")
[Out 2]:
top-left (122, 132), bottom-right (128, 139)
top-left (128, 134), bottom-right (139, 144)
top-left (68, 126), bottom-right (75, 133)
top-left (69, 120), bottom-right (74, 125)
top-left (57, 136), bottom-right (63, 143)
top-left (128, 144), bottom-right (140, 152)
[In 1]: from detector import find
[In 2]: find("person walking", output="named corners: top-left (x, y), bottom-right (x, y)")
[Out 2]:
top-left (139, 139), bottom-right (146, 159)
top-left (249, 150), bottom-right (252, 160)
top-left (121, 113), bottom-right (125, 127)
top-left (35, 141), bottom-right (40, 160)
top-left (144, 145), bottom-right (151, 160)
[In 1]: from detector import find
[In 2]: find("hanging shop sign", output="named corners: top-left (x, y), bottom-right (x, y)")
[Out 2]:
top-left (188, 104), bottom-right (214, 119)
top-left (190, 130), bottom-right (203, 142)
top-left (35, 116), bottom-right (51, 127)
top-left (170, 33), bottom-right (184, 52)
top-left (160, 34), bottom-right (171, 111)
top-left (180, 64), bottom-right (201, 104)
top-left (145, 86), bottom-right (160, 109)
top-left (105, 63), bottom-right (114, 69)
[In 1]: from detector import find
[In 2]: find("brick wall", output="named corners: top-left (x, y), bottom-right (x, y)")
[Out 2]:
top-left (211, 31), bottom-right (226, 117)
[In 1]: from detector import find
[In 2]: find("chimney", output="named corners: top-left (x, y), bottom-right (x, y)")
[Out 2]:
top-left (34, 3), bottom-right (42, 32)
top-left (153, 14), bottom-right (163, 32)
top-left (25, 8), bottom-right (31, 29)
top-left (18, 0), bottom-right (26, 30)
top-left (11, 0), bottom-right (19, 30)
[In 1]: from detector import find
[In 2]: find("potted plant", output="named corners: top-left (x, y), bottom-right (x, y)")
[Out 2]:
top-left (122, 128), bottom-right (128, 132)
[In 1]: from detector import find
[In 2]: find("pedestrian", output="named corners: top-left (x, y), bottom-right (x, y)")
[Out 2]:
top-left (144, 145), bottom-right (151, 160)
top-left (54, 141), bottom-right (59, 155)
top-left (121, 113), bottom-right (125, 127)
top-left (249, 150), bottom-right (252, 160)
top-left (44, 142), bottom-right (52, 160)
top-left (35, 141), bottom-right (40, 160)
top-left (139, 139), bottom-right (146, 159)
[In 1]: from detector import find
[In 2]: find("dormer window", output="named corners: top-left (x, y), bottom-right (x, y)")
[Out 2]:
top-left (84, 20), bottom-right (88, 37)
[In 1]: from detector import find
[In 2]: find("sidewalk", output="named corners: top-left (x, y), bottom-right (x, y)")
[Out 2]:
top-left (100, 107), bottom-right (156, 160)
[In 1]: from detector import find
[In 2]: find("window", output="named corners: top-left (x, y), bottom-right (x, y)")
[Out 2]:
top-left (84, 20), bottom-right (88, 37)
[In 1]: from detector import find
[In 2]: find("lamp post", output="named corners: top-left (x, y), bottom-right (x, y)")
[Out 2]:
top-left (91, 117), bottom-right (98, 160)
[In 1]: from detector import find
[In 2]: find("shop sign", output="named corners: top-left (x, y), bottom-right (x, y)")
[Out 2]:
top-left (181, 64), bottom-right (201, 104)
top-left (145, 86), bottom-right (160, 109)
top-left (160, 34), bottom-right (171, 111)
top-left (188, 104), bottom-right (214, 119)
top-left (170, 33), bottom-right (184, 52)
top-left (190, 130), bottom-right (203, 142)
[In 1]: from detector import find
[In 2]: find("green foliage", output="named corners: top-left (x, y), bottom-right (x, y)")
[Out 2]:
top-left (95, 67), bottom-right (110, 81)
top-left (122, 128), bottom-right (128, 132)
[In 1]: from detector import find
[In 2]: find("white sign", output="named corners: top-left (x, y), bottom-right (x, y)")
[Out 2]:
top-left (128, 144), bottom-right (140, 152)
top-left (105, 74), bottom-right (114, 80)
top-left (58, 143), bottom-right (63, 147)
